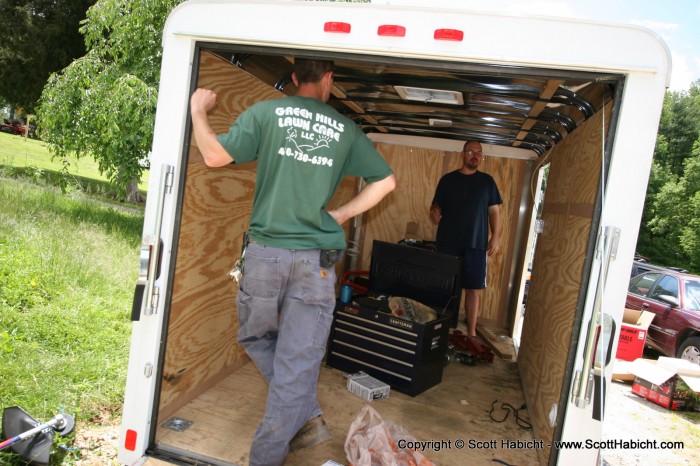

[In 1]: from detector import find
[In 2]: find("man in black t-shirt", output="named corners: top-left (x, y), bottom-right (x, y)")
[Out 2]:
top-left (430, 140), bottom-right (502, 335)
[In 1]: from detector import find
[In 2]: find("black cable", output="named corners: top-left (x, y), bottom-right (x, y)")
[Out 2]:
top-left (489, 400), bottom-right (532, 430)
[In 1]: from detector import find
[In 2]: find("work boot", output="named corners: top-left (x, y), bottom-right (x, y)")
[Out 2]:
top-left (289, 415), bottom-right (332, 451)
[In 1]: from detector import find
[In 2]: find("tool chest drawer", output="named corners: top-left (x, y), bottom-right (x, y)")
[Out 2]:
top-left (327, 302), bottom-right (451, 396)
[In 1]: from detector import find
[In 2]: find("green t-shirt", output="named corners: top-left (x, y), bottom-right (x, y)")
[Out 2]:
top-left (217, 96), bottom-right (393, 250)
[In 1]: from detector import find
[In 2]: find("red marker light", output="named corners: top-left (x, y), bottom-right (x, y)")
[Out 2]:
top-left (324, 22), bottom-right (351, 33)
top-left (378, 25), bottom-right (406, 37)
top-left (125, 429), bottom-right (137, 451)
top-left (434, 29), bottom-right (464, 41)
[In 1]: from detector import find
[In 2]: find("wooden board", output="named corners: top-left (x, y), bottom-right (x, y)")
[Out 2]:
top-left (154, 358), bottom-right (540, 466)
top-left (517, 102), bottom-right (611, 463)
top-left (143, 458), bottom-right (177, 466)
top-left (477, 324), bottom-right (516, 360)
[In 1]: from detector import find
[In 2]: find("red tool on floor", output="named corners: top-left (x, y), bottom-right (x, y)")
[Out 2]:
top-left (448, 330), bottom-right (494, 364)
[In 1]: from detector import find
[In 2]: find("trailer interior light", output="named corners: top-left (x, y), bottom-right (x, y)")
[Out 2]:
top-left (429, 118), bottom-right (453, 127)
top-left (434, 29), bottom-right (464, 41)
top-left (395, 86), bottom-right (464, 105)
top-left (324, 22), bottom-right (351, 33)
top-left (378, 25), bottom-right (406, 37)
top-left (125, 429), bottom-right (137, 451)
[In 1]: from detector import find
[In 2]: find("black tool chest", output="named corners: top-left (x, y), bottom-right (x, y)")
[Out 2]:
top-left (326, 240), bottom-right (461, 396)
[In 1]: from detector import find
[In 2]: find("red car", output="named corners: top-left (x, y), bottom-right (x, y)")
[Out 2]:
top-left (626, 269), bottom-right (700, 364)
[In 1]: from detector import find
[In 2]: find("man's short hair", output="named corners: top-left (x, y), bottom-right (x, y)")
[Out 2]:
top-left (463, 140), bottom-right (481, 150)
top-left (294, 58), bottom-right (334, 84)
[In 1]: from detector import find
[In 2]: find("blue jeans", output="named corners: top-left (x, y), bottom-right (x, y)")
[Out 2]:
top-left (236, 243), bottom-right (337, 466)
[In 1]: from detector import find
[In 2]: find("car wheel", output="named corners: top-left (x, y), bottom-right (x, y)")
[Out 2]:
top-left (676, 336), bottom-right (700, 365)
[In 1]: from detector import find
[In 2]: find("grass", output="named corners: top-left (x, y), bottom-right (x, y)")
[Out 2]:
top-left (0, 176), bottom-right (143, 464)
top-left (0, 132), bottom-right (149, 203)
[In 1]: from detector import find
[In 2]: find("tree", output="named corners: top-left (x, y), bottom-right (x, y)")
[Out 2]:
top-left (678, 144), bottom-right (700, 270)
top-left (646, 141), bottom-right (700, 272)
top-left (654, 83), bottom-right (700, 177)
top-left (36, 0), bottom-right (185, 202)
top-left (637, 80), bottom-right (700, 272)
top-left (636, 159), bottom-right (676, 262)
top-left (0, 0), bottom-right (95, 113)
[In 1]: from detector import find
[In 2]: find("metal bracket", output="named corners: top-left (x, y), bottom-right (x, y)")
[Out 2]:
top-left (144, 164), bottom-right (174, 316)
top-left (161, 417), bottom-right (193, 432)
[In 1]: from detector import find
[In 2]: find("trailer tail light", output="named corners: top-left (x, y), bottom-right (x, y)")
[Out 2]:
top-left (124, 429), bottom-right (138, 451)
top-left (434, 29), bottom-right (464, 41)
top-left (378, 25), bottom-right (406, 37)
top-left (324, 22), bottom-right (351, 33)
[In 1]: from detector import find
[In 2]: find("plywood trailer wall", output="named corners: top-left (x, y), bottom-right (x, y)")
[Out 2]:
top-left (517, 101), bottom-right (612, 463)
top-left (159, 51), bottom-right (277, 419)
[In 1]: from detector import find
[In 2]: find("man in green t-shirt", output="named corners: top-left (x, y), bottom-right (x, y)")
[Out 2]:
top-left (190, 58), bottom-right (395, 466)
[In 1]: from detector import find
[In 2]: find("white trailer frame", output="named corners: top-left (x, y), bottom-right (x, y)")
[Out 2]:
top-left (118, 1), bottom-right (670, 465)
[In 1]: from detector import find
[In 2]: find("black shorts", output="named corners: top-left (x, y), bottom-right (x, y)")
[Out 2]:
top-left (436, 247), bottom-right (487, 290)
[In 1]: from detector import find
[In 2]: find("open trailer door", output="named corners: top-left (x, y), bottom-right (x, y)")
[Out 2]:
top-left (545, 67), bottom-right (671, 464)
top-left (117, 2), bottom-right (670, 465)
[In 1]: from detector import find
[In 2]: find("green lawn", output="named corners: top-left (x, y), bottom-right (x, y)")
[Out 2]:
top-left (0, 132), bottom-right (149, 196)
top-left (0, 134), bottom-right (146, 465)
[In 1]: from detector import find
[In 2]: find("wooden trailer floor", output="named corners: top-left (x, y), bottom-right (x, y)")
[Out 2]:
top-left (153, 347), bottom-right (541, 466)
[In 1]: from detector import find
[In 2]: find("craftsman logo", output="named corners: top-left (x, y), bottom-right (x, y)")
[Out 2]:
top-left (344, 306), bottom-right (359, 315)
top-left (389, 317), bottom-right (412, 329)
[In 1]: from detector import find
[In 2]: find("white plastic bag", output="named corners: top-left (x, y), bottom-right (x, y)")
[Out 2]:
top-left (344, 405), bottom-right (434, 466)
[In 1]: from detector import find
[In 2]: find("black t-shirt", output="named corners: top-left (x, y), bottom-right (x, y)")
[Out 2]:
top-left (431, 170), bottom-right (502, 249)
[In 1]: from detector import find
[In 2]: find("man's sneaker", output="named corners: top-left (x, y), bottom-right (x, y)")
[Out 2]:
top-left (289, 415), bottom-right (332, 451)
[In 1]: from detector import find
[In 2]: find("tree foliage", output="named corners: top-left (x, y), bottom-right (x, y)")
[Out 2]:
top-left (637, 80), bottom-right (700, 272)
top-left (36, 0), bottom-right (185, 202)
top-left (654, 85), bottom-right (700, 176)
top-left (0, 0), bottom-right (95, 113)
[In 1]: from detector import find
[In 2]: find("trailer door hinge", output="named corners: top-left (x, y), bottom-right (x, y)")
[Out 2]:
top-left (164, 166), bottom-right (175, 193)
top-left (607, 226), bottom-right (620, 261)
top-left (150, 286), bottom-right (160, 312)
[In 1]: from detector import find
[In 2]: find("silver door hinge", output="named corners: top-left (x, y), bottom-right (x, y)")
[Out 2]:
top-left (165, 166), bottom-right (175, 193)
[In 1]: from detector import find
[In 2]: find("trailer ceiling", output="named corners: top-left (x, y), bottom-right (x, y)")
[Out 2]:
top-left (211, 49), bottom-right (617, 159)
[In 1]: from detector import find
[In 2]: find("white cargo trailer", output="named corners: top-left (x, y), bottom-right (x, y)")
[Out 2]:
top-left (118, 1), bottom-right (671, 465)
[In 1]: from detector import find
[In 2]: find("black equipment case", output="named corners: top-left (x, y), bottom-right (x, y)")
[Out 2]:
top-left (326, 240), bottom-right (462, 396)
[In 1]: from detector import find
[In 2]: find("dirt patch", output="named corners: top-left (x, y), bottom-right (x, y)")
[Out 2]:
top-left (69, 423), bottom-right (121, 466)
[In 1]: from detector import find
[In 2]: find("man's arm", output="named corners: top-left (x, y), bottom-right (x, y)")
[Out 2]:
top-left (487, 204), bottom-right (502, 256)
top-left (327, 174), bottom-right (396, 225)
top-left (190, 88), bottom-right (234, 167)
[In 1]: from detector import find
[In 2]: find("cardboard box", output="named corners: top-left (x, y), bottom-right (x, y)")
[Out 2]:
top-left (629, 357), bottom-right (700, 411)
top-left (611, 358), bottom-right (637, 382)
top-left (615, 308), bottom-right (655, 361)
top-left (346, 371), bottom-right (390, 402)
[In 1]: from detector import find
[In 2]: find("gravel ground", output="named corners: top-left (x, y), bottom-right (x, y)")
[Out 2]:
top-left (70, 422), bottom-right (121, 466)
top-left (601, 376), bottom-right (700, 466)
